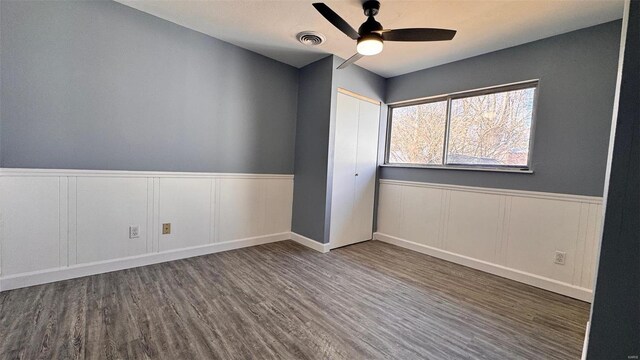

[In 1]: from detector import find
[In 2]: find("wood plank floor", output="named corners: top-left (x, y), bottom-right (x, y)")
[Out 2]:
top-left (0, 240), bottom-right (590, 359)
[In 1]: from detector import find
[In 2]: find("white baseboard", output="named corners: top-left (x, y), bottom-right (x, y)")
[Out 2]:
top-left (0, 232), bottom-right (289, 292)
top-left (289, 232), bottom-right (330, 253)
top-left (374, 232), bottom-right (593, 302)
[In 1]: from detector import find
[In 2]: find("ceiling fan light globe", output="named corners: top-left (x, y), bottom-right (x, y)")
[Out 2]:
top-left (357, 36), bottom-right (383, 55)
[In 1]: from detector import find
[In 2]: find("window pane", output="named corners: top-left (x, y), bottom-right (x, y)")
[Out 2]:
top-left (447, 87), bottom-right (535, 167)
top-left (388, 101), bottom-right (447, 164)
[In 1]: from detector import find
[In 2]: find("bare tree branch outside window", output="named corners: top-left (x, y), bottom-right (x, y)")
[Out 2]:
top-left (389, 101), bottom-right (447, 164)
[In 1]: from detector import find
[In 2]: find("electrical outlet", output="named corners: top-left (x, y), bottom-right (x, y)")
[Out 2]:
top-left (129, 225), bottom-right (140, 239)
top-left (554, 251), bottom-right (567, 265)
top-left (162, 223), bottom-right (171, 235)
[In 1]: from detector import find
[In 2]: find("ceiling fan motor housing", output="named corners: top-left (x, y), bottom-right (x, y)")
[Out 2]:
top-left (358, 16), bottom-right (383, 36)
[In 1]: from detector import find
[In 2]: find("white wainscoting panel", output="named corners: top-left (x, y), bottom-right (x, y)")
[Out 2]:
top-left (76, 177), bottom-right (149, 264)
top-left (400, 185), bottom-right (444, 248)
top-left (505, 197), bottom-right (582, 284)
top-left (0, 169), bottom-right (294, 291)
top-left (217, 178), bottom-right (294, 242)
top-left (0, 176), bottom-right (62, 275)
top-left (263, 179), bottom-right (295, 236)
top-left (218, 178), bottom-right (265, 242)
top-left (375, 179), bottom-right (603, 302)
top-left (445, 191), bottom-right (504, 263)
top-left (158, 178), bottom-right (213, 251)
top-left (375, 179), bottom-right (402, 236)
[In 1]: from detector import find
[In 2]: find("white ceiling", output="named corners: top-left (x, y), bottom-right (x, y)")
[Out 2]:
top-left (116, 0), bottom-right (624, 78)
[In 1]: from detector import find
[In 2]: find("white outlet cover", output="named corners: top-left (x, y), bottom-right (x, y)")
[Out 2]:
top-left (554, 251), bottom-right (567, 265)
top-left (129, 225), bottom-right (140, 239)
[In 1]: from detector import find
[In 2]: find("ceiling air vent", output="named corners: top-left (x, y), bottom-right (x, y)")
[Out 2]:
top-left (297, 31), bottom-right (326, 46)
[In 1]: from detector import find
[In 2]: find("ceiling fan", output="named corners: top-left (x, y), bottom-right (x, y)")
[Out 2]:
top-left (312, 1), bottom-right (457, 69)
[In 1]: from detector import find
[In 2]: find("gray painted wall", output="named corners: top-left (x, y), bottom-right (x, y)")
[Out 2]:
top-left (0, 0), bottom-right (298, 173)
top-left (587, 1), bottom-right (639, 358)
top-left (331, 56), bottom-right (386, 102)
top-left (291, 56), bottom-right (333, 242)
top-left (291, 56), bottom-right (385, 243)
top-left (381, 21), bottom-right (622, 197)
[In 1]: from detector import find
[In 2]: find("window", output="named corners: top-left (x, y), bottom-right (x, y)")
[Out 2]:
top-left (388, 100), bottom-right (447, 165)
top-left (386, 81), bottom-right (537, 171)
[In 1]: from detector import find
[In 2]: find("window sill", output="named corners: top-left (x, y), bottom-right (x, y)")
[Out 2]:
top-left (379, 163), bottom-right (534, 174)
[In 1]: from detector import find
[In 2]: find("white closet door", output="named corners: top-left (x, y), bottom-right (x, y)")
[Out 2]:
top-left (330, 91), bottom-right (380, 249)
top-left (353, 100), bottom-right (380, 242)
top-left (330, 93), bottom-right (359, 248)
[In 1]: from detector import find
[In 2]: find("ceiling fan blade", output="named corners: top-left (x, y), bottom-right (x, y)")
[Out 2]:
top-left (381, 28), bottom-right (456, 42)
top-left (337, 53), bottom-right (364, 69)
top-left (312, 3), bottom-right (359, 40)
